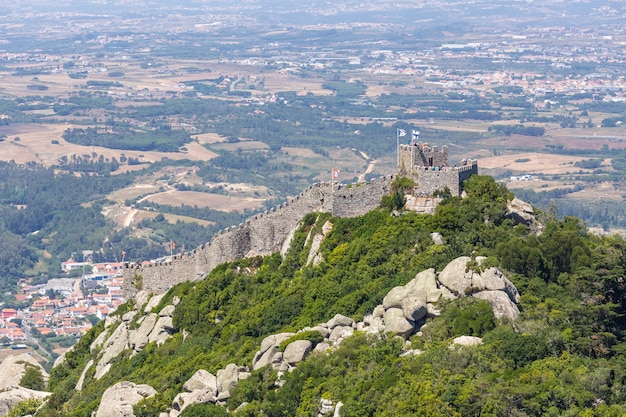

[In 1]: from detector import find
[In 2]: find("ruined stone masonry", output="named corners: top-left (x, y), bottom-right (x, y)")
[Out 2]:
top-left (123, 143), bottom-right (478, 299)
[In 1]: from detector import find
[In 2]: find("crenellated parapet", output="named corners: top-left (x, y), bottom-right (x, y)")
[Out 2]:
top-left (123, 176), bottom-right (396, 299)
top-left (123, 141), bottom-right (479, 300)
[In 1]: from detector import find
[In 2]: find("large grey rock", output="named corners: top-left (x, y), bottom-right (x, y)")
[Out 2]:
top-left (382, 286), bottom-right (408, 309)
top-left (328, 325), bottom-right (353, 343)
top-left (426, 303), bottom-right (441, 317)
top-left (0, 386), bottom-right (50, 417)
top-left (401, 296), bottom-right (427, 322)
top-left (0, 353), bottom-right (49, 391)
top-left (438, 257), bottom-right (520, 304)
top-left (306, 233), bottom-right (325, 266)
top-left (135, 291), bottom-right (152, 311)
top-left (159, 304), bottom-right (176, 317)
top-left (216, 363), bottom-right (239, 397)
top-left (356, 321), bottom-right (368, 332)
top-left (270, 352), bottom-right (284, 369)
top-left (95, 323), bottom-right (129, 380)
top-left (451, 336), bottom-right (483, 347)
top-left (122, 310), bottom-right (137, 323)
top-left (252, 345), bottom-right (279, 371)
top-left (129, 313), bottom-right (158, 352)
top-left (95, 381), bottom-right (157, 417)
top-left (372, 305), bottom-right (385, 319)
top-left (172, 390), bottom-right (217, 414)
top-left (143, 293), bottom-right (165, 313)
top-left (301, 325), bottom-right (330, 338)
top-left (366, 317), bottom-right (385, 335)
top-left (319, 398), bottom-right (334, 415)
top-left (473, 290), bottom-right (520, 321)
top-left (105, 315), bottom-right (120, 329)
top-left (259, 333), bottom-right (295, 356)
top-left (313, 342), bottom-right (331, 354)
top-left (431, 232), bottom-right (444, 245)
top-left (283, 340), bottom-right (313, 365)
top-left (326, 314), bottom-right (354, 329)
top-left (280, 224), bottom-right (299, 259)
top-left (148, 316), bottom-right (175, 346)
top-left (506, 198), bottom-right (542, 233)
top-left (75, 359), bottom-right (94, 391)
top-left (91, 326), bottom-right (112, 354)
top-left (405, 268), bottom-right (442, 303)
top-left (383, 308), bottom-right (415, 338)
top-left (437, 256), bottom-right (474, 296)
top-left (183, 370), bottom-right (217, 396)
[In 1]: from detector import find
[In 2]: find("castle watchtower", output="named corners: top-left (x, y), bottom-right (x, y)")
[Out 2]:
top-left (398, 142), bottom-right (449, 172)
top-left (398, 142), bottom-right (477, 196)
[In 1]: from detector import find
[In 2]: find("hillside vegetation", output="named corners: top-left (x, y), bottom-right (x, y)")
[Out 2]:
top-left (36, 176), bottom-right (626, 417)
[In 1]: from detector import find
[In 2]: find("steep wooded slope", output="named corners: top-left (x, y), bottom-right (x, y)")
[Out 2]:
top-left (24, 176), bottom-right (626, 417)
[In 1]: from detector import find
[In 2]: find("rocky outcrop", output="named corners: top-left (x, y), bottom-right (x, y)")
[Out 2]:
top-left (0, 353), bottom-right (48, 391)
top-left (0, 354), bottom-right (50, 417)
top-left (167, 364), bottom-right (251, 416)
top-left (94, 381), bottom-right (157, 417)
top-left (0, 386), bottom-right (50, 417)
top-left (94, 294), bottom-right (178, 380)
top-left (437, 256), bottom-right (520, 320)
top-left (506, 197), bottom-right (542, 234)
top-left (307, 220), bottom-right (334, 266)
top-left (106, 257), bottom-right (520, 416)
top-left (451, 336), bottom-right (483, 347)
top-left (404, 196), bottom-right (443, 214)
top-left (356, 256), bottom-right (520, 338)
top-left (170, 370), bottom-right (218, 416)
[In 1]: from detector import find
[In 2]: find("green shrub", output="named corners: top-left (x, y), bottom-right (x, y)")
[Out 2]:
top-left (278, 330), bottom-right (325, 352)
top-left (180, 404), bottom-right (228, 417)
top-left (7, 398), bottom-right (42, 417)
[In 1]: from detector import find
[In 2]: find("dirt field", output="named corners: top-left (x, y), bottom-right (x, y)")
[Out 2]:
top-left (193, 132), bottom-right (227, 144)
top-left (144, 191), bottom-right (266, 212)
top-left (479, 152), bottom-right (592, 175)
top-left (282, 146), bottom-right (323, 158)
top-left (261, 73), bottom-right (333, 95)
top-left (210, 141), bottom-right (269, 151)
top-left (0, 123), bottom-right (217, 168)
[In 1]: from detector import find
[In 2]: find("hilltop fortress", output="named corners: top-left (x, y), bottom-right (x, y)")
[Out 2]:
top-left (123, 143), bottom-right (478, 299)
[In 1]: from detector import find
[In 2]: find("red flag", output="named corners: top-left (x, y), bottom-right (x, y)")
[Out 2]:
top-left (121, 251), bottom-right (126, 261)
top-left (171, 241), bottom-right (175, 251)
top-left (332, 168), bottom-right (340, 179)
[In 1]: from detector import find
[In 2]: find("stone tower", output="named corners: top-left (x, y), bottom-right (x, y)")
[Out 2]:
top-left (398, 142), bottom-right (477, 196)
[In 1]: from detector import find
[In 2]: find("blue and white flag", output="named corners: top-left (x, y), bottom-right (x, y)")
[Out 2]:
top-left (412, 130), bottom-right (420, 141)
top-left (397, 128), bottom-right (406, 137)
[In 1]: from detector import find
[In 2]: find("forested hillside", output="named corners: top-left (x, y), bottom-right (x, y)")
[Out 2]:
top-left (0, 160), bottom-right (247, 297)
top-left (27, 176), bottom-right (626, 417)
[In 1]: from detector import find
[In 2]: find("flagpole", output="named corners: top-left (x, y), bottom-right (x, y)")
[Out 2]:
top-left (396, 128), bottom-right (399, 167)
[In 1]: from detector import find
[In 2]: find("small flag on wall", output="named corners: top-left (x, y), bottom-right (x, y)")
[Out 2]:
top-left (412, 130), bottom-right (420, 142)
top-left (332, 168), bottom-right (341, 179)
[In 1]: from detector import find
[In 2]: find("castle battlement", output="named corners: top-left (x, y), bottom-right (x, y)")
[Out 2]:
top-left (122, 144), bottom-right (477, 299)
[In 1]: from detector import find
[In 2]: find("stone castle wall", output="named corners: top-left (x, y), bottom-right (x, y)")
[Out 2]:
top-left (411, 162), bottom-right (478, 196)
top-left (123, 177), bottom-right (395, 299)
top-left (123, 144), bottom-right (479, 299)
